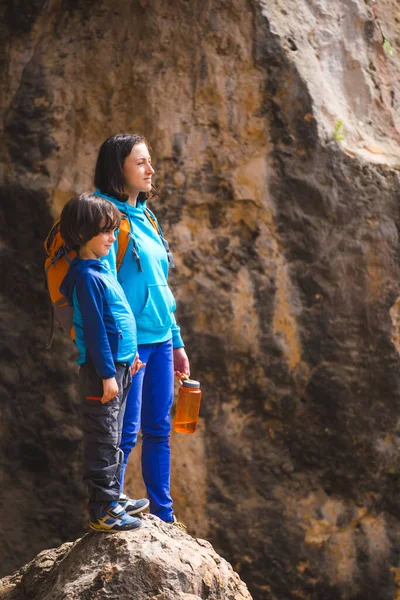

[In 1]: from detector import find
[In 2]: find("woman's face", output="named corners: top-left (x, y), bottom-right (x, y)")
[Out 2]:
top-left (123, 142), bottom-right (154, 194)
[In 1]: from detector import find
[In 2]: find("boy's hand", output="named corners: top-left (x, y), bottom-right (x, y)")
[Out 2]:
top-left (131, 353), bottom-right (146, 376)
top-left (101, 377), bottom-right (119, 404)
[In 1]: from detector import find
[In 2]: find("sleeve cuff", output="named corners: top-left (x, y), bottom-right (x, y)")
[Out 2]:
top-left (172, 331), bottom-right (184, 349)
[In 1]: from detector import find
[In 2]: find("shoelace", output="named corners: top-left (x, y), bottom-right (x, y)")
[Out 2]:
top-left (171, 516), bottom-right (187, 531)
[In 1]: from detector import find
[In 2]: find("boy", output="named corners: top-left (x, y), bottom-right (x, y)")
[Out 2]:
top-left (59, 193), bottom-right (149, 532)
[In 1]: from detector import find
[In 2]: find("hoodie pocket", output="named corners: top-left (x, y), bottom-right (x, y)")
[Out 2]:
top-left (135, 283), bottom-right (176, 331)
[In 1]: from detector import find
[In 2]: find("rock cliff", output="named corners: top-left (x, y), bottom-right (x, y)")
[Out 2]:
top-left (1, 0), bottom-right (400, 599)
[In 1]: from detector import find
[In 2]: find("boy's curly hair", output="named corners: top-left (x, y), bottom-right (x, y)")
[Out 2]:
top-left (60, 193), bottom-right (121, 251)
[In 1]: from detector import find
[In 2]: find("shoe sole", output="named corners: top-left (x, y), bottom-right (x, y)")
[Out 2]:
top-left (125, 499), bottom-right (150, 515)
top-left (89, 521), bottom-right (142, 533)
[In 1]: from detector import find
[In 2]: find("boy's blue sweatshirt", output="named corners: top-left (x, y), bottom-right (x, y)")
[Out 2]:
top-left (94, 191), bottom-right (184, 349)
top-left (60, 257), bottom-right (137, 379)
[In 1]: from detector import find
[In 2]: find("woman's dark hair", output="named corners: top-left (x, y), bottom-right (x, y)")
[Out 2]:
top-left (60, 193), bottom-right (121, 251)
top-left (94, 133), bottom-right (153, 203)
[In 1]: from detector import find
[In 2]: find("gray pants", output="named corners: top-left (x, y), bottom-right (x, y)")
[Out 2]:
top-left (79, 361), bottom-right (132, 520)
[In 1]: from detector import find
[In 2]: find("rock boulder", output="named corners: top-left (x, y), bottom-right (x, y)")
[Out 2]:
top-left (0, 515), bottom-right (251, 600)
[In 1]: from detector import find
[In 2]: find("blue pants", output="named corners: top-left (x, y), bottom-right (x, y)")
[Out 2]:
top-left (119, 338), bottom-right (174, 521)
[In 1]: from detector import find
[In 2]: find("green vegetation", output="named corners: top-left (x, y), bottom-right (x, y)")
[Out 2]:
top-left (383, 38), bottom-right (393, 56)
top-left (333, 120), bottom-right (345, 142)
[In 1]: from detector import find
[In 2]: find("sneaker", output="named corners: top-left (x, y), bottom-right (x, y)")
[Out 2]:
top-left (118, 493), bottom-right (150, 515)
top-left (89, 501), bottom-right (142, 532)
top-left (167, 515), bottom-right (187, 531)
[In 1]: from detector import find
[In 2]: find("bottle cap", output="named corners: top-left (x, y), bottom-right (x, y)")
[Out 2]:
top-left (182, 378), bottom-right (200, 389)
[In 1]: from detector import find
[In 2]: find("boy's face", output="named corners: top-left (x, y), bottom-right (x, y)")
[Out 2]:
top-left (80, 226), bottom-right (116, 260)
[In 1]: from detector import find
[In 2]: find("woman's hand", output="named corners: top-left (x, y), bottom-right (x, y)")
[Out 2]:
top-left (173, 347), bottom-right (190, 379)
top-left (131, 352), bottom-right (146, 376)
top-left (101, 377), bottom-right (119, 404)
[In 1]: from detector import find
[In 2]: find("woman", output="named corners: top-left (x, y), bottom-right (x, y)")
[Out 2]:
top-left (93, 133), bottom-right (190, 523)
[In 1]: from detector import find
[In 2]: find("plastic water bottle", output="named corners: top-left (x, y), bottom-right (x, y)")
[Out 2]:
top-left (173, 378), bottom-right (202, 434)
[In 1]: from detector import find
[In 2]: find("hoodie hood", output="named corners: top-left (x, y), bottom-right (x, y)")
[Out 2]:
top-left (93, 190), bottom-right (147, 220)
top-left (60, 257), bottom-right (109, 304)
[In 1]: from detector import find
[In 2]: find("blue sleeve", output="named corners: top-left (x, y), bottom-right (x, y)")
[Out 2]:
top-left (171, 312), bottom-right (184, 349)
top-left (75, 273), bottom-right (117, 379)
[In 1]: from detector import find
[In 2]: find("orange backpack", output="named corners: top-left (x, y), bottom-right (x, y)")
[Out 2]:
top-left (44, 207), bottom-right (171, 349)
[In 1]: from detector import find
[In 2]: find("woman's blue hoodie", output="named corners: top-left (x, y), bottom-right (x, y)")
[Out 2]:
top-left (60, 257), bottom-right (137, 379)
top-left (94, 191), bottom-right (184, 348)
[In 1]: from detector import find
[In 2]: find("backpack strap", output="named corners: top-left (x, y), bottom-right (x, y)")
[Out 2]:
top-left (144, 207), bottom-right (175, 268)
top-left (44, 219), bottom-right (61, 257)
top-left (116, 217), bottom-right (131, 272)
top-left (117, 214), bottom-right (144, 272)
top-left (116, 207), bottom-right (175, 270)
top-left (44, 277), bottom-right (56, 351)
top-left (143, 206), bottom-right (162, 235)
